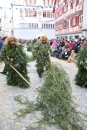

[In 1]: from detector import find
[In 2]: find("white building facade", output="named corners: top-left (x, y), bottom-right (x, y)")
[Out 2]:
top-left (0, 0), bottom-right (12, 37)
top-left (12, 0), bottom-right (55, 39)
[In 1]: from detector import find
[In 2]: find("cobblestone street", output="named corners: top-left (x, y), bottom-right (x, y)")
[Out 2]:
top-left (0, 53), bottom-right (87, 130)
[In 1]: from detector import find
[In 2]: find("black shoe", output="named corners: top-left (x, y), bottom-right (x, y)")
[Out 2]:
top-left (0, 72), bottom-right (6, 75)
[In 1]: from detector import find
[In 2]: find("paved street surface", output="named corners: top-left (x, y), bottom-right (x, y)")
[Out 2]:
top-left (0, 51), bottom-right (87, 130)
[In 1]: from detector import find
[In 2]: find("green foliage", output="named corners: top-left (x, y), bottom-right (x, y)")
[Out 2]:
top-left (27, 55), bottom-right (34, 62)
top-left (14, 95), bottom-right (36, 118)
top-left (0, 44), bottom-right (30, 88)
top-left (26, 126), bottom-right (46, 130)
top-left (32, 42), bottom-right (39, 60)
top-left (32, 42), bottom-right (51, 77)
top-left (26, 126), bottom-right (36, 130)
top-left (15, 64), bottom-right (87, 130)
top-left (27, 40), bottom-right (36, 52)
top-left (75, 43), bottom-right (87, 87)
top-left (27, 42), bottom-right (32, 51)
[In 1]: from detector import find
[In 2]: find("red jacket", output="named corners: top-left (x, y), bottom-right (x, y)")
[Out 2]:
top-left (68, 43), bottom-right (74, 50)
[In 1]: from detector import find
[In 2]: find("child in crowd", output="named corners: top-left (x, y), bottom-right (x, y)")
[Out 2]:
top-left (67, 50), bottom-right (76, 63)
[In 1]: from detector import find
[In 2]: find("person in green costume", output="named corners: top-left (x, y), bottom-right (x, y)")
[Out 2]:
top-left (33, 35), bottom-right (51, 77)
top-left (0, 36), bottom-right (30, 88)
top-left (75, 41), bottom-right (87, 87)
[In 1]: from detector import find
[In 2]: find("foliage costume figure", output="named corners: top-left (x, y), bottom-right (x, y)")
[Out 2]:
top-left (0, 36), bottom-right (30, 88)
top-left (32, 35), bottom-right (51, 77)
top-left (26, 39), bottom-right (32, 51)
top-left (15, 36), bottom-right (87, 130)
top-left (75, 42), bottom-right (87, 87)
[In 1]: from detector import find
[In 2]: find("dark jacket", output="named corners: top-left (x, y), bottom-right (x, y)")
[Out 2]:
top-left (0, 39), bottom-right (3, 50)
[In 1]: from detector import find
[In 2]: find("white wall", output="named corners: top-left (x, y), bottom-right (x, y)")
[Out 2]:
top-left (14, 28), bottom-right (55, 39)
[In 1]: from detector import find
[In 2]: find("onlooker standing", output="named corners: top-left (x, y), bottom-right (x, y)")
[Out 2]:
top-left (0, 36), bottom-right (7, 75)
top-left (51, 40), bottom-right (57, 49)
top-left (0, 38), bottom-right (3, 50)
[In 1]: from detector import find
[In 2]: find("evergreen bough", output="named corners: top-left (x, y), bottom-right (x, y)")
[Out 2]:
top-left (27, 41), bottom-right (32, 51)
top-left (0, 44), bottom-right (30, 88)
top-left (75, 43), bottom-right (87, 87)
top-left (15, 64), bottom-right (87, 130)
top-left (32, 42), bottom-right (51, 77)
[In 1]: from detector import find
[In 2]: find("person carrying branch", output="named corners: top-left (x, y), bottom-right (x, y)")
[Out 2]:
top-left (0, 36), bottom-right (30, 88)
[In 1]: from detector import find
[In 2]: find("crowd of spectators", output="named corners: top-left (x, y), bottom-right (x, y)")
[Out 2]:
top-left (50, 37), bottom-right (87, 63)
top-left (1, 35), bottom-right (87, 64)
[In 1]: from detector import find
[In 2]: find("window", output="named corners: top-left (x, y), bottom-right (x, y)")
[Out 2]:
top-left (44, 24), bottom-right (46, 28)
top-left (30, 0), bottom-right (31, 4)
top-left (47, 12), bottom-right (50, 18)
top-left (59, 23), bottom-right (62, 29)
top-left (48, 24), bottom-right (50, 28)
top-left (79, 15), bottom-right (83, 23)
top-left (72, 17), bottom-right (76, 26)
top-left (46, 24), bottom-right (48, 28)
top-left (79, 15), bottom-right (83, 27)
top-left (29, 11), bottom-right (32, 17)
top-left (48, 0), bottom-right (49, 5)
top-left (43, 0), bottom-right (45, 5)
top-left (32, 11), bottom-right (37, 17)
top-left (20, 9), bottom-right (23, 17)
top-left (50, 0), bottom-right (53, 5)
top-left (52, 13), bottom-right (54, 18)
top-left (70, 17), bottom-right (76, 26)
top-left (64, 5), bottom-right (67, 12)
top-left (64, 21), bottom-right (67, 28)
top-left (25, 0), bottom-right (27, 4)
top-left (42, 24), bottom-right (43, 28)
top-left (70, 1), bottom-right (73, 9)
top-left (34, 0), bottom-right (36, 5)
top-left (25, 9), bottom-right (28, 17)
top-left (51, 13), bottom-right (54, 18)
top-left (43, 12), bottom-right (46, 17)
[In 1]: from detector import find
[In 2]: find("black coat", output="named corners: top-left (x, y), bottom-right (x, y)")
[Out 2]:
top-left (0, 39), bottom-right (3, 50)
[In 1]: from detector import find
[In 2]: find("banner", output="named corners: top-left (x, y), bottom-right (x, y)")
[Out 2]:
top-left (0, 0), bottom-right (73, 11)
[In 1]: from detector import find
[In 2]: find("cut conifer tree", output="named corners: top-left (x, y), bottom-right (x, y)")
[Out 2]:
top-left (15, 64), bottom-right (87, 130)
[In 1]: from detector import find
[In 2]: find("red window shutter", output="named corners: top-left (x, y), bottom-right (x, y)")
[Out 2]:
top-left (62, 7), bottom-right (64, 14)
top-left (70, 2), bottom-right (73, 9)
top-left (76, 16), bottom-right (79, 26)
top-left (76, 0), bottom-right (79, 5)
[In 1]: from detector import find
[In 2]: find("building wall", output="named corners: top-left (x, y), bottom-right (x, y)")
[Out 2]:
top-left (12, 0), bottom-right (55, 39)
top-left (13, 0), bottom-right (54, 5)
top-left (14, 28), bottom-right (55, 39)
top-left (54, 0), bottom-right (84, 39)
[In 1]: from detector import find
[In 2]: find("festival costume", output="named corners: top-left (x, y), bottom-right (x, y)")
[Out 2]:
top-left (33, 41), bottom-right (51, 77)
top-left (75, 43), bottom-right (87, 87)
top-left (0, 41), bottom-right (30, 88)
